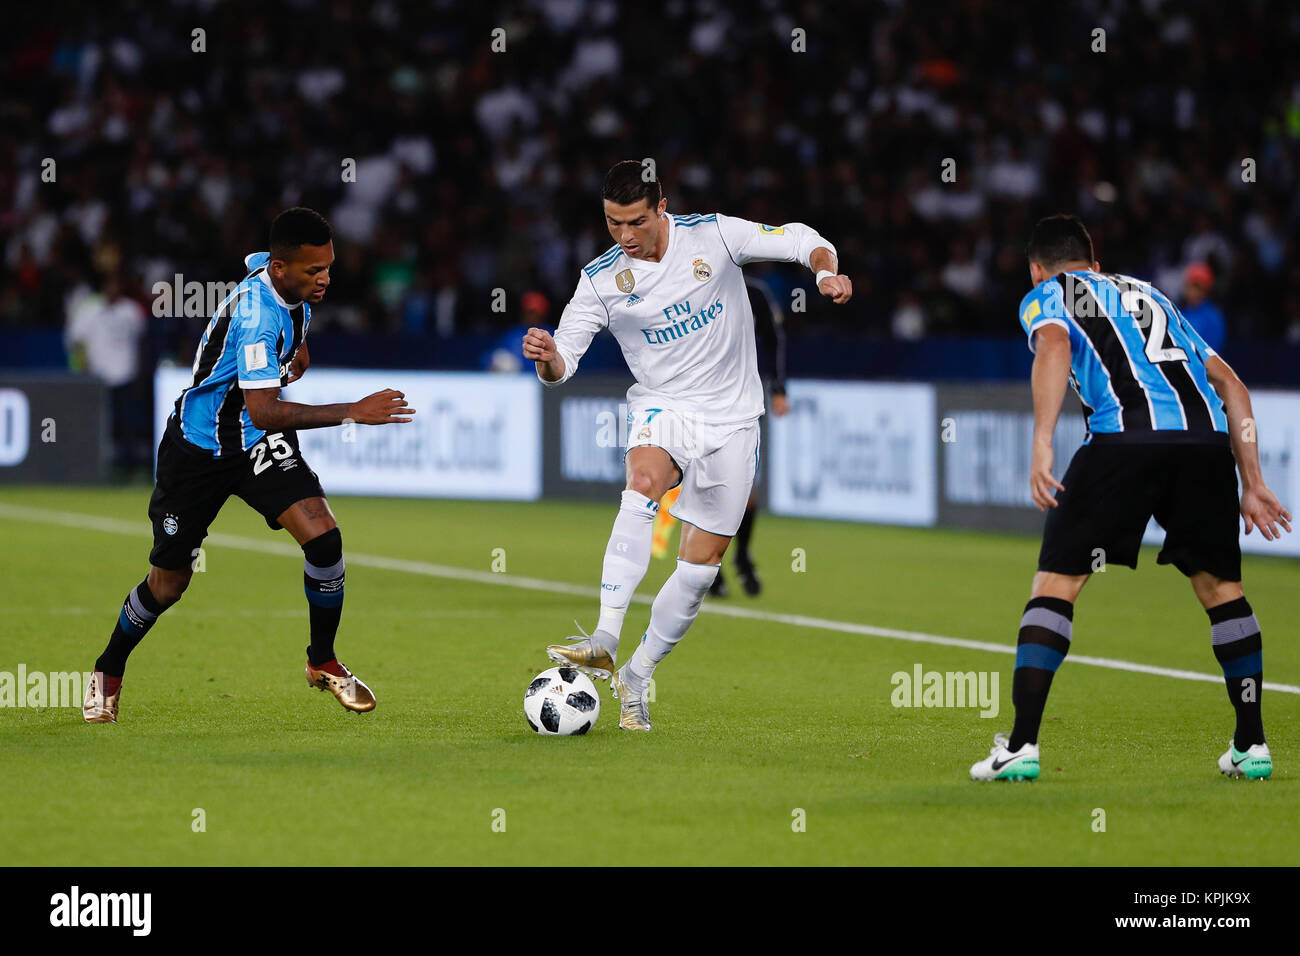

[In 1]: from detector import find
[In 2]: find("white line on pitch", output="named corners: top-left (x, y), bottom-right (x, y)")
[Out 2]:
top-left (2, 502), bottom-right (1296, 695)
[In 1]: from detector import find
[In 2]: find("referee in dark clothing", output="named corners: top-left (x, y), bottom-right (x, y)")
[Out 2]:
top-left (710, 274), bottom-right (789, 598)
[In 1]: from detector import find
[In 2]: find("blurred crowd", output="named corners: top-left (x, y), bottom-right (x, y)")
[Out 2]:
top-left (4, 0), bottom-right (1299, 364)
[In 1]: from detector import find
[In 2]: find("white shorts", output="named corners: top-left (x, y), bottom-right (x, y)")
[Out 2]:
top-left (625, 405), bottom-right (760, 537)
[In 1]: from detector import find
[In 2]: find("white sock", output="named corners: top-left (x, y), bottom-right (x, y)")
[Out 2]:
top-left (594, 489), bottom-right (658, 652)
top-left (626, 559), bottom-right (719, 685)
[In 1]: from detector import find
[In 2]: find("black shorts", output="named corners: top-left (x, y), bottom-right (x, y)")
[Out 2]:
top-left (147, 420), bottom-right (325, 570)
top-left (1038, 436), bottom-right (1241, 581)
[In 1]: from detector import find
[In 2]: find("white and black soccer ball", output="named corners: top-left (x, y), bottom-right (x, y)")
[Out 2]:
top-left (524, 666), bottom-right (600, 735)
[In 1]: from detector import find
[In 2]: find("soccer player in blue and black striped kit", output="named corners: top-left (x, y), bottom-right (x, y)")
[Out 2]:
top-left (971, 215), bottom-right (1291, 781)
top-left (83, 208), bottom-right (416, 723)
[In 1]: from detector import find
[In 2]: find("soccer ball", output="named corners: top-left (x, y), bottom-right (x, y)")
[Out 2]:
top-left (524, 666), bottom-right (600, 735)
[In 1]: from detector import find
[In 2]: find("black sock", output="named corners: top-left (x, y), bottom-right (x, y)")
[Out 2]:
top-left (96, 578), bottom-right (170, 677)
top-left (1207, 596), bottom-right (1265, 748)
top-left (303, 528), bottom-right (345, 666)
top-left (734, 503), bottom-right (756, 570)
top-left (1008, 596), bottom-right (1074, 752)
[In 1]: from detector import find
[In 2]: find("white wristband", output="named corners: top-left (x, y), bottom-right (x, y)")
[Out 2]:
top-left (815, 269), bottom-right (836, 287)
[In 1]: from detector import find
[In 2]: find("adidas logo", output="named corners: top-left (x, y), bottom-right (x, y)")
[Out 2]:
top-left (626, 293), bottom-right (642, 306)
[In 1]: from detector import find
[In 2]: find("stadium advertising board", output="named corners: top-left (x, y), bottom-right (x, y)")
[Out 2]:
top-left (154, 367), bottom-right (541, 499)
top-left (0, 375), bottom-right (107, 483)
top-left (767, 380), bottom-right (937, 525)
top-left (936, 384), bottom-right (1300, 558)
top-left (542, 374), bottom-right (636, 499)
top-left (1239, 391), bottom-right (1300, 557)
top-left (935, 385), bottom-right (1088, 534)
top-left (152, 367), bottom-right (1300, 556)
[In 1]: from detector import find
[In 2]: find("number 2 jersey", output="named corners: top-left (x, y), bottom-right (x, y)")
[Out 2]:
top-left (169, 252), bottom-right (310, 458)
top-left (1018, 270), bottom-right (1228, 442)
top-left (542, 213), bottom-right (835, 425)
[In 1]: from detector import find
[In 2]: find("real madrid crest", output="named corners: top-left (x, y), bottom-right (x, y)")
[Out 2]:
top-left (692, 257), bottom-right (712, 281)
top-left (616, 269), bottom-right (635, 293)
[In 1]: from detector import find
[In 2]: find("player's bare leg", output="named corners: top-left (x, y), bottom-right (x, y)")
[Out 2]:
top-left (280, 497), bottom-right (374, 713)
top-left (85, 565), bottom-right (193, 723)
top-left (1188, 572), bottom-right (1271, 779)
top-left (1029, 570), bottom-right (1090, 603)
top-left (144, 566), bottom-right (195, 605)
top-left (549, 445), bottom-right (680, 680)
top-left (972, 571), bottom-right (1089, 779)
top-left (678, 522), bottom-right (730, 566)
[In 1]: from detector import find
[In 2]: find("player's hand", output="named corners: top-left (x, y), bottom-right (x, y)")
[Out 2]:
top-left (818, 274), bottom-right (853, 304)
top-left (522, 327), bottom-right (557, 363)
top-left (285, 343), bottom-right (310, 384)
top-left (1240, 485), bottom-right (1292, 541)
top-left (1029, 441), bottom-right (1065, 511)
top-left (348, 389), bottom-right (416, 425)
top-left (771, 392), bottom-right (790, 417)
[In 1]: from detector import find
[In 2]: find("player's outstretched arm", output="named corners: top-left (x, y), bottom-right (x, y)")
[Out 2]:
top-left (1205, 356), bottom-right (1293, 539)
top-left (523, 327), bottom-right (566, 383)
top-left (244, 386), bottom-right (415, 431)
top-left (716, 214), bottom-right (850, 302)
top-left (1028, 324), bottom-right (1071, 511)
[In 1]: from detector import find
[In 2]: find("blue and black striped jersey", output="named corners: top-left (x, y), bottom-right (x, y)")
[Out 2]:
top-left (1018, 270), bottom-right (1227, 441)
top-left (170, 252), bottom-right (310, 457)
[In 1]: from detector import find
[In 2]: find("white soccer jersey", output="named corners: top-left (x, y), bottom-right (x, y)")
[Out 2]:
top-left (541, 212), bottom-right (835, 424)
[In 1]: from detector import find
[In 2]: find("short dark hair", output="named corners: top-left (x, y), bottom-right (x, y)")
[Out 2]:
top-left (1026, 214), bottom-right (1094, 269)
top-left (269, 207), bottom-right (332, 260)
top-left (602, 160), bottom-right (662, 209)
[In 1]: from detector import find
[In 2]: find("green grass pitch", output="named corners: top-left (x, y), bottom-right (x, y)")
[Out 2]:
top-left (1, 486), bottom-right (1296, 866)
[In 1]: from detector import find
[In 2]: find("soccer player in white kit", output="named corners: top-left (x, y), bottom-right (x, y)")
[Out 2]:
top-left (523, 161), bottom-right (852, 730)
